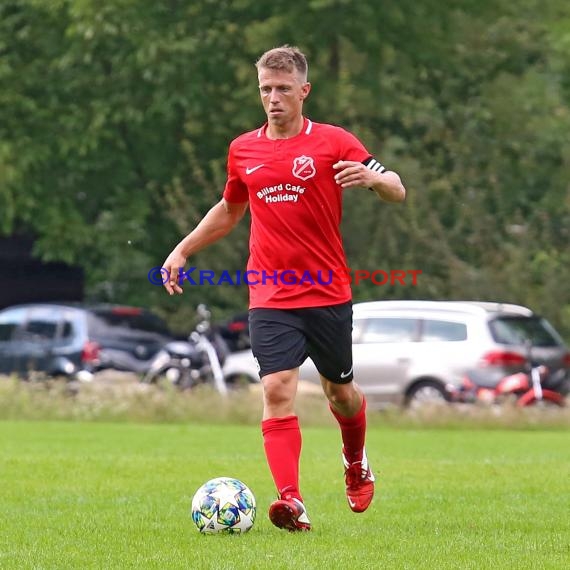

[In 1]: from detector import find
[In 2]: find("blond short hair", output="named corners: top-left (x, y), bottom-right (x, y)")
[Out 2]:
top-left (255, 45), bottom-right (308, 81)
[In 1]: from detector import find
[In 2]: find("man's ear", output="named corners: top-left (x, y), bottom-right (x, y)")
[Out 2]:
top-left (301, 82), bottom-right (312, 100)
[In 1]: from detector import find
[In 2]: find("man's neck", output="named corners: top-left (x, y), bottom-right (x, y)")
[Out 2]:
top-left (266, 116), bottom-right (304, 140)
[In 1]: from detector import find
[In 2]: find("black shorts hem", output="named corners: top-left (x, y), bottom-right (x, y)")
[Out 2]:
top-left (258, 360), bottom-right (307, 379)
top-left (319, 372), bottom-right (354, 385)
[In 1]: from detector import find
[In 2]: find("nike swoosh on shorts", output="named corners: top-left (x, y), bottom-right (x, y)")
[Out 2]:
top-left (340, 366), bottom-right (353, 379)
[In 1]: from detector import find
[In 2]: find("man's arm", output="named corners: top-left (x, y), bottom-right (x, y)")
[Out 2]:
top-left (368, 170), bottom-right (406, 202)
top-left (333, 160), bottom-right (406, 203)
top-left (163, 198), bottom-right (248, 295)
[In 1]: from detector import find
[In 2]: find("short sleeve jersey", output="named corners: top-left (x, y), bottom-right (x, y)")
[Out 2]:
top-left (223, 117), bottom-right (372, 309)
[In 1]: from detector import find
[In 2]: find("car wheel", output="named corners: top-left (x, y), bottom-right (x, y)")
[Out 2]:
top-left (406, 380), bottom-right (449, 408)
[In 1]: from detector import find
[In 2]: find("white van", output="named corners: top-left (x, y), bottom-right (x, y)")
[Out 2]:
top-left (222, 300), bottom-right (569, 407)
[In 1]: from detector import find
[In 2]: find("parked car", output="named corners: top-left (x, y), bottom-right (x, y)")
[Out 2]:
top-left (217, 312), bottom-right (251, 352)
top-left (219, 300), bottom-right (570, 408)
top-left (0, 303), bottom-right (175, 381)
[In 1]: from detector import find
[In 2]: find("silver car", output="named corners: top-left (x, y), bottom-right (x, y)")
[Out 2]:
top-left (222, 300), bottom-right (569, 407)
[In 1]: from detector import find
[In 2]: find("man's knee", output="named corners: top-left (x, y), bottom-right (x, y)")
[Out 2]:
top-left (263, 370), bottom-right (298, 407)
top-left (321, 378), bottom-right (362, 413)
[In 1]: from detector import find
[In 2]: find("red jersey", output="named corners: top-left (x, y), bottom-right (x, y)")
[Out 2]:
top-left (223, 117), bottom-right (372, 309)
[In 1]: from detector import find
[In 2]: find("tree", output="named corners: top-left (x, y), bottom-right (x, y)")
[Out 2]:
top-left (1, 0), bottom-right (568, 337)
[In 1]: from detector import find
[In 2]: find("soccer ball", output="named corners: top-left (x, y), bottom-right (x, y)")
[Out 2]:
top-left (191, 477), bottom-right (256, 534)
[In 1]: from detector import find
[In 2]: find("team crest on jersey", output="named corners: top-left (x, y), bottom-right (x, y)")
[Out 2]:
top-left (292, 155), bottom-right (316, 181)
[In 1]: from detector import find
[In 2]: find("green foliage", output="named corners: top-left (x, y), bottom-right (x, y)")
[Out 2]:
top-left (1, 0), bottom-right (569, 335)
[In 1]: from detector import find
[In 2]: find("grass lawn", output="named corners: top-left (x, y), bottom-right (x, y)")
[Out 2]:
top-left (1, 420), bottom-right (569, 569)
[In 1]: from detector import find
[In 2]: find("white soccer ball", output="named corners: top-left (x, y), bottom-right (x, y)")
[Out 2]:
top-left (191, 477), bottom-right (256, 534)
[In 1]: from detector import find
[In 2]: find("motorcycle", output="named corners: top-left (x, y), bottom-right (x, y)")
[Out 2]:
top-left (455, 342), bottom-right (567, 407)
top-left (142, 304), bottom-right (230, 394)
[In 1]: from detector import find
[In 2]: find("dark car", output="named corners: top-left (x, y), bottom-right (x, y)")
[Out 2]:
top-left (0, 303), bottom-right (175, 380)
top-left (217, 312), bottom-right (250, 352)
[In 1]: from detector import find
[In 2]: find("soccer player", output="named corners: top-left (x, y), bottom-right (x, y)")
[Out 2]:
top-left (162, 45), bottom-right (406, 531)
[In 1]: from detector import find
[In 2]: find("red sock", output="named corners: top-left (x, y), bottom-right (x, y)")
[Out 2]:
top-left (330, 397), bottom-right (367, 464)
top-left (261, 415), bottom-right (302, 502)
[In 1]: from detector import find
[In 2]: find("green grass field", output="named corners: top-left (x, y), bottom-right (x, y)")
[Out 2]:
top-left (1, 420), bottom-right (569, 569)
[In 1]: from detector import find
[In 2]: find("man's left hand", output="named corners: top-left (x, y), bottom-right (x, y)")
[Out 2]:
top-left (333, 160), bottom-right (379, 189)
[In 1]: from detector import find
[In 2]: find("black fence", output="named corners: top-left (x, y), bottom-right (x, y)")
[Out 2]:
top-left (0, 235), bottom-right (84, 309)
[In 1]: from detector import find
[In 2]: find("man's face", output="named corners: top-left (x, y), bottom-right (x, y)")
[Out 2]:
top-left (258, 67), bottom-right (311, 126)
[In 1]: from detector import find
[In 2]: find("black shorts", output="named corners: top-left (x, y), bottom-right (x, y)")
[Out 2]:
top-left (248, 301), bottom-right (353, 384)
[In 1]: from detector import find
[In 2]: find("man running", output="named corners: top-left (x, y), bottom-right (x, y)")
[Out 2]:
top-left (162, 45), bottom-right (406, 531)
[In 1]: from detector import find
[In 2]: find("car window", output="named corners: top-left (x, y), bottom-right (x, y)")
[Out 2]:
top-left (25, 320), bottom-right (58, 340)
top-left (421, 319), bottom-right (467, 342)
top-left (359, 317), bottom-right (417, 343)
top-left (61, 321), bottom-right (74, 339)
top-left (90, 309), bottom-right (171, 336)
top-left (22, 308), bottom-right (62, 341)
top-left (0, 307), bottom-right (27, 341)
top-left (489, 316), bottom-right (564, 347)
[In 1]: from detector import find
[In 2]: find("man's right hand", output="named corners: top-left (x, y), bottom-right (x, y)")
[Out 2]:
top-left (160, 199), bottom-right (248, 296)
top-left (162, 250), bottom-right (187, 295)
